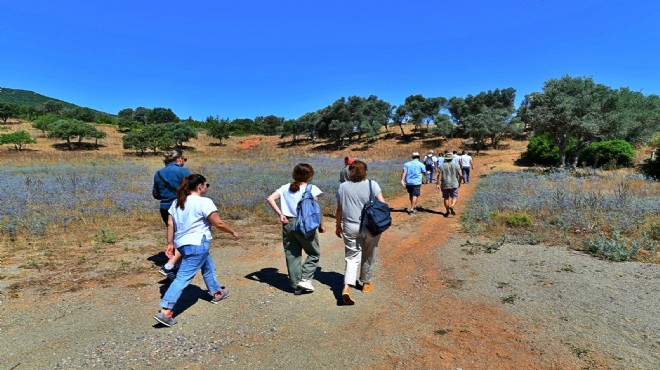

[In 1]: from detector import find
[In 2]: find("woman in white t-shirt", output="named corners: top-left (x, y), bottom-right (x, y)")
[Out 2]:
top-left (267, 163), bottom-right (326, 295)
top-left (154, 174), bottom-right (239, 327)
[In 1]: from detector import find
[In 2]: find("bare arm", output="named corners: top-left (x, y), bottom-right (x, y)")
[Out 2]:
top-left (400, 169), bottom-right (407, 187)
top-left (208, 212), bottom-right (239, 240)
top-left (266, 191), bottom-right (289, 224)
top-left (335, 200), bottom-right (343, 238)
top-left (166, 215), bottom-right (175, 258)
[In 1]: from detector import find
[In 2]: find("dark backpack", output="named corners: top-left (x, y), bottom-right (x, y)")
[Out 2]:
top-left (294, 184), bottom-right (322, 238)
top-left (424, 155), bottom-right (434, 166)
top-left (360, 180), bottom-right (392, 236)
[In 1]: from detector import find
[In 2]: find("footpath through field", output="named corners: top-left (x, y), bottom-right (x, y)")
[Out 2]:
top-left (2, 150), bottom-right (622, 369)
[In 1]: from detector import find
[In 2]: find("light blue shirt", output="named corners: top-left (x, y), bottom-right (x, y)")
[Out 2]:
top-left (403, 159), bottom-right (426, 185)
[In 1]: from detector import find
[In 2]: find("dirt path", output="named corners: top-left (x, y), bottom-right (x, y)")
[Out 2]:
top-left (2, 151), bottom-right (657, 369)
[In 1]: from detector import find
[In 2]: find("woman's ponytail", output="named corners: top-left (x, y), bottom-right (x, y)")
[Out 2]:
top-left (176, 174), bottom-right (207, 210)
top-left (289, 163), bottom-right (314, 192)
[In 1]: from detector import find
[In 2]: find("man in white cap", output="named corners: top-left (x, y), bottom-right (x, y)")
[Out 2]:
top-left (436, 151), bottom-right (463, 216)
top-left (401, 151), bottom-right (426, 215)
top-left (422, 150), bottom-right (437, 184)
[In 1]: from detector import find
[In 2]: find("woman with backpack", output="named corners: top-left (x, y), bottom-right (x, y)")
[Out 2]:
top-left (267, 163), bottom-right (326, 295)
top-left (335, 160), bottom-right (386, 305)
top-left (153, 174), bottom-right (239, 327)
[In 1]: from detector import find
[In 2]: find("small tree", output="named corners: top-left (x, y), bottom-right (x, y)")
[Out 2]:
top-left (165, 122), bottom-right (197, 147)
top-left (32, 114), bottom-right (60, 135)
top-left (206, 116), bottom-right (231, 144)
top-left (0, 130), bottom-right (36, 150)
top-left (0, 102), bottom-right (20, 124)
top-left (48, 119), bottom-right (106, 149)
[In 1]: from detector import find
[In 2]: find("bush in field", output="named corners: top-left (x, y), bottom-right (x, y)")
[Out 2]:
top-left (47, 119), bottom-right (107, 149)
top-left (521, 134), bottom-right (561, 166)
top-left (579, 140), bottom-right (635, 168)
top-left (32, 113), bottom-right (61, 135)
top-left (0, 102), bottom-right (20, 124)
top-left (493, 211), bottom-right (534, 227)
top-left (0, 130), bottom-right (36, 150)
top-left (122, 123), bottom-right (196, 153)
top-left (123, 126), bottom-right (174, 154)
top-left (585, 230), bottom-right (655, 261)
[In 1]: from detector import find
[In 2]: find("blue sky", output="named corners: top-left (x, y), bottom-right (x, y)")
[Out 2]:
top-left (1, 1), bottom-right (659, 120)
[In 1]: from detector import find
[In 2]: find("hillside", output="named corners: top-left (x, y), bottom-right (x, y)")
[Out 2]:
top-left (0, 87), bottom-right (78, 108)
top-left (0, 87), bottom-right (113, 118)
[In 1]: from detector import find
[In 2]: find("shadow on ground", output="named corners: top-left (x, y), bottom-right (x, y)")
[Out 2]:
top-left (245, 266), bottom-right (345, 305)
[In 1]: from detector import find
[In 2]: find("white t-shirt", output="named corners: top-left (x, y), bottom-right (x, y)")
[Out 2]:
top-left (451, 155), bottom-right (461, 165)
top-left (461, 155), bottom-right (473, 167)
top-left (168, 195), bottom-right (217, 248)
top-left (276, 183), bottom-right (323, 218)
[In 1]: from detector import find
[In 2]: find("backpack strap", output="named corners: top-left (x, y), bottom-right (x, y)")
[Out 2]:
top-left (368, 179), bottom-right (375, 202)
top-left (157, 171), bottom-right (178, 193)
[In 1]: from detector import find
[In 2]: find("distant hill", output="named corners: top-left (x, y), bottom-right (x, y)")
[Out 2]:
top-left (0, 87), bottom-right (78, 109)
top-left (0, 87), bottom-right (112, 117)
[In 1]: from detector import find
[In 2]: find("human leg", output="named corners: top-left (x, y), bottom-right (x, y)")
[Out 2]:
top-left (282, 222), bottom-right (303, 289)
top-left (299, 232), bottom-right (320, 281)
top-left (359, 231), bottom-right (381, 285)
top-left (199, 240), bottom-right (224, 296)
top-left (342, 222), bottom-right (361, 286)
top-left (160, 247), bottom-right (206, 311)
top-left (464, 167), bottom-right (471, 183)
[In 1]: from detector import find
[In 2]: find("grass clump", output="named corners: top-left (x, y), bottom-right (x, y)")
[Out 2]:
top-left (493, 211), bottom-right (534, 228)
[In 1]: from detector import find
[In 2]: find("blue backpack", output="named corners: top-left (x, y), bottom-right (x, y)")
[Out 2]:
top-left (360, 180), bottom-right (392, 236)
top-left (294, 184), bottom-right (322, 238)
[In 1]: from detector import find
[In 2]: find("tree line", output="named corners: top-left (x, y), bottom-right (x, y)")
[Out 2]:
top-left (1, 75), bottom-right (658, 174)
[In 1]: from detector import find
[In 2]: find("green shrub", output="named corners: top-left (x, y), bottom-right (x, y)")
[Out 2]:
top-left (521, 134), bottom-right (560, 165)
top-left (492, 211), bottom-right (534, 228)
top-left (579, 140), bottom-right (635, 168)
top-left (0, 130), bottom-right (36, 150)
top-left (585, 230), bottom-right (654, 261)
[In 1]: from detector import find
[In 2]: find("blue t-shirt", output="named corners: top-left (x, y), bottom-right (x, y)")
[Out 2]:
top-left (153, 163), bottom-right (191, 209)
top-left (403, 160), bottom-right (426, 185)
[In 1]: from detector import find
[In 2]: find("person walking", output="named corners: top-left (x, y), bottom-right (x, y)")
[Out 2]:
top-left (152, 149), bottom-right (190, 279)
top-left (436, 152), bottom-right (463, 216)
top-left (339, 156), bottom-right (355, 183)
top-left (423, 150), bottom-right (437, 184)
top-left (451, 150), bottom-right (462, 166)
top-left (401, 152), bottom-right (426, 215)
top-left (460, 150), bottom-right (474, 184)
top-left (335, 160), bottom-right (386, 305)
top-left (267, 163), bottom-right (326, 294)
top-left (154, 174), bottom-right (239, 327)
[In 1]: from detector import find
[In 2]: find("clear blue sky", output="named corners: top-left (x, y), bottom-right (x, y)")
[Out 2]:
top-left (2, 1), bottom-right (659, 120)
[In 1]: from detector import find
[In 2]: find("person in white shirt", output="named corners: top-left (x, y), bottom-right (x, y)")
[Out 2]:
top-left (154, 174), bottom-right (240, 327)
top-left (423, 150), bottom-right (437, 184)
top-left (267, 163), bottom-right (326, 294)
top-left (460, 150), bottom-right (474, 184)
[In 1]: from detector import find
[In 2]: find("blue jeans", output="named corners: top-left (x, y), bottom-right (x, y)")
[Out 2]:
top-left (461, 167), bottom-right (471, 183)
top-left (160, 236), bottom-right (223, 309)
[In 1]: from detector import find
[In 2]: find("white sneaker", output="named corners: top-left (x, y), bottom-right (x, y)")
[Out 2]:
top-left (296, 279), bottom-right (315, 292)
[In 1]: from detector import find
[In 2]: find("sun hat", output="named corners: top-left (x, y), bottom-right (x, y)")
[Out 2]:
top-left (444, 152), bottom-right (453, 160)
top-left (429, 150), bottom-right (434, 154)
top-left (412, 151), bottom-right (420, 158)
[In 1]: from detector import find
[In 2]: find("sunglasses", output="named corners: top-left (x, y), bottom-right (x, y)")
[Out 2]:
top-left (205, 183), bottom-right (210, 188)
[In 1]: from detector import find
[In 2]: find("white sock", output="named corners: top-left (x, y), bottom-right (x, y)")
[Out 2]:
top-left (164, 263), bottom-right (175, 270)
